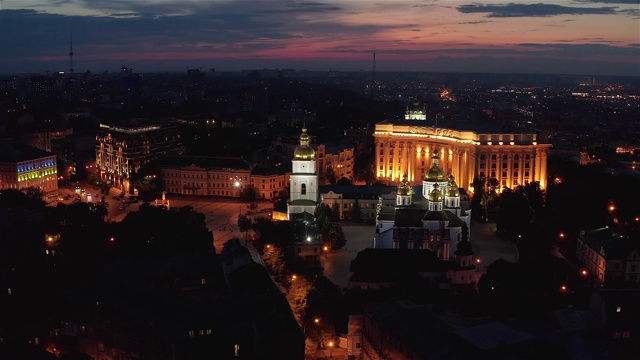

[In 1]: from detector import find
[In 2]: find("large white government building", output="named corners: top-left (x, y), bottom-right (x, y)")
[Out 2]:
top-left (374, 110), bottom-right (551, 191)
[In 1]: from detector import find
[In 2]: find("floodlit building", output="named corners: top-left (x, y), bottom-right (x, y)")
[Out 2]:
top-left (0, 140), bottom-right (58, 193)
top-left (374, 108), bottom-right (551, 191)
top-left (95, 119), bottom-right (182, 193)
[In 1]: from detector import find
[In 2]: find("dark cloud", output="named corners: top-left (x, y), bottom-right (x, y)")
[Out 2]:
top-left (457, 3), bottom-right (619, 17)
top-left (575, 0), bottom-right (639, 4)
top-left (459, 20), bottom-right (493, 24)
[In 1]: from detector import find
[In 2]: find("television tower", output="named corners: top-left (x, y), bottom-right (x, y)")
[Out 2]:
top-left (370, 51), bottom-right (376, 99)
top-left (69, 32), bottom-right (74, 73)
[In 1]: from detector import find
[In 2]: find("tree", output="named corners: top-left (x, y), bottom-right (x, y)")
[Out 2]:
top-left (240, 184), bottom-right (258, 202)
top-left (496, 188), bottom-right (533, 239)
top-left (331, 201), bottom-right (341, 222)
top-left (237, 213), bottom-right (252, 242)
top-left (321, 222), bottom-right (346, 251)
top-left (246, 202), bottom-right (259, 214)
top-left (273, 187), bottom-right (289, 212)
top-left (21, 186), bottom-right (43, 200)
top-left (290, 275), bottom-right (313, 314)
top-left (263, 245), bottom-right (287, 280)
top-left (473, 177), bottom-right (499, 222)
top-left (324, 167), bottom-right (337, 185)
top-left (514, 181), bottom-right (546, 219)
top-left (348, 199), bottom-right (362, 223)
top-left (353, 152), bottom-right (376, 185)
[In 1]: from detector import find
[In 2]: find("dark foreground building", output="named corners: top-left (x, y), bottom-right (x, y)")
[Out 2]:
top-left (48, 239), bottom-right (304, 360)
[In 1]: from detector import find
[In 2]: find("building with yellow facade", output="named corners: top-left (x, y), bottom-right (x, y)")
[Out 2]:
top-left (374, 114), bottom-right (551, 192)
top-left (0, 140), bottom-right (58, 193)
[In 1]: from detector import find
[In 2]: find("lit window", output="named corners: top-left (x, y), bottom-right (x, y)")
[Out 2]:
top-left (616, 307), bottom-right (622, 313)
top-left (188, 330), bottom-right (195, 338)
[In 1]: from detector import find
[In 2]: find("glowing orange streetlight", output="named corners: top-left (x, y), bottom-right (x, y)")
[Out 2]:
top-left (609, 204), bottom-right (616, 212)
top-left (560, 285), bottom-right (567, 292)
top-left (559, 232), bottom-right (565, 239)
top-left (476, 258), bottom-right (481, 264)
top-left (291, 275), bottom-right (297, 281)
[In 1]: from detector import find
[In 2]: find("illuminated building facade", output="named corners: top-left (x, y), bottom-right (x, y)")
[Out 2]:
top-left (95, 119), bottom-right (181, 193)
top-left (576, 227), bottom-right (640, 286)
top-left (316, 144), bottom-right (355, 184)
top-left (158, 157), bottom-right (252, 198)
top-left (0, 141), bottom-right (58, 193)
top-left (374, 119), bottom-right (551, 191)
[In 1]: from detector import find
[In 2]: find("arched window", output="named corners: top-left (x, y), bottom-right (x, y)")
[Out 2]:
top-left (301, 183), bottom-right (307, 195)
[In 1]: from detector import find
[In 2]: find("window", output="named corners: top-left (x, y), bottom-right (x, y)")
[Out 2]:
top-left (301, 183), bottom-right (306, 195)
top-left (356, 343), bottom-right (361, 349)
top-left (616, 307), bottom-right (622, 313)
top-left (491, 154), bottom-right (497, 160)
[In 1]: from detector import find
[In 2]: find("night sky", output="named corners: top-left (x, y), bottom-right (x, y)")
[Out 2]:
top-left (1, 0), bottom-right (638, 76)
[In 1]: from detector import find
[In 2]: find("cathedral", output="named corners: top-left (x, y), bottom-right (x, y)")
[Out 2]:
top-left (374, 150), bottom-right (473, 261)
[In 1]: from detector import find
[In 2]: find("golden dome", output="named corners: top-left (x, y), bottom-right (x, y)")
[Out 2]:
top-left (425, 152), bottom-right (446, 181)
top-left (428, 183), bottom-right (443, 202)
top-left (397, 174), bottom-right (412, 196)
top-left (294, 127), bottom-right (315, 160)
top-left (446, 175), bottom-right (460, 197)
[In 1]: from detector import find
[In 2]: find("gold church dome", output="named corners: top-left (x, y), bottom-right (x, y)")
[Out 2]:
top-left (446, 175), bottom-right (460, 197)
top-left (425, 153), bottom-right (446, 181)
top-left (428, 183), bottom-right (443, 202)
top-left (294, 127), bottom-right (315, 160)
top-left (397, 174), bottom-right (412, 196)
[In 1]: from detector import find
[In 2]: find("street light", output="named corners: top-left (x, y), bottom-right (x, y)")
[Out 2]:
top-left (328, 341), bottom-right (334, 358)
top-left (303, 318), bottom-right (320, 351)
top-left (303, 318), bottom-right (320, 335)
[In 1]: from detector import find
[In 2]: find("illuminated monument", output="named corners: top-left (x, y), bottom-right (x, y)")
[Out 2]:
top-left (374, 108), bottom-right (551, 192)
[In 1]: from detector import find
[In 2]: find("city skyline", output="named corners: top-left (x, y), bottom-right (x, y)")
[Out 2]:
top-left (1, 0), bottom-right (639, 76)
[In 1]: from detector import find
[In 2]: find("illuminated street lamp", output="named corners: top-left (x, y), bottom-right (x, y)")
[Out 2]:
top-left (303, 318), bottom-right (320, 351)
top-left (328, 341), bottom-right (334, 358)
